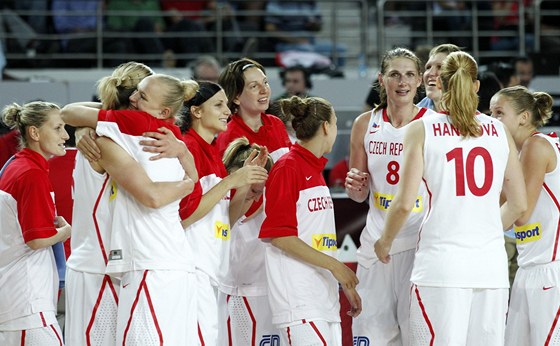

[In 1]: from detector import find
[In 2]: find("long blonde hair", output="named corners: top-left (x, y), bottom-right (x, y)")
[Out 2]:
top-left (439, 51), bottom-right (480, 138)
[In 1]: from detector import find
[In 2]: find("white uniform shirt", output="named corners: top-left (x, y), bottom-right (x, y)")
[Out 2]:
top-left (260, 143), bottom-right (340, 325)
top-left (358, 107), bottom-right (434, 267)
top-left (66, 153), bottom-right (114, 274)
top-left (96, 110), bottom-right (192, 275)
top-left (515, 132), bottom-right (560, 267)
top-left (412, 113), bottom-right (510, 288)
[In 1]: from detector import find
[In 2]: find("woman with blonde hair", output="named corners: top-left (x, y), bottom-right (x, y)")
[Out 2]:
top-left (374, 51), bottom-right (526, 345)
top-left (0, 101), bottom-right (71, 345)
top-left (490, 86), bottom-right (560, 345)
top-left (61, 73), bottom-right (199, 344)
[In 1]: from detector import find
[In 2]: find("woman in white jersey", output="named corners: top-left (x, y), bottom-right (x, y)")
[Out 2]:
top-left (374, 51), bottom-right (527, 345)
top-left (61, 74), bottom-right (199, 345)
top-left (489, 86), bottom-right (560, 345)
top-left (220, 136), bottom-right (275, 345)
top-left (260, 96), bottom-right (361, 346)
top-left (64, 62), bottom-right (197, 345)
top-left (346, 47), bottom-right (436, 346)
top-left (0, 101), bottom-right (71, 345)
top-left (173, 81), bottom-right (269, 346)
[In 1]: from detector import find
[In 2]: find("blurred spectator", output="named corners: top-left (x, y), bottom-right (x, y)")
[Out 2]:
top-left (52, 0), bottom-right (130, 67)
top-left (477, 70), bottom-right (501, 115)
top-left (190, 55), bottom-right (221, 83)
top-left (328, 156), bottom-right (349, 189)
top-left (512, 56), bottom-right (534, 88)
top-left (105, 0), bottom-right (166, 67)
top-left (162, 8), bottom-right (214, 67)
top-left (161, 0), bottom-right (242, 54)
top-left (490, 0), bottom-right (534, 52)
top-left (264, 1), bottom-right (347, 67)
top-left (0, 129), bottom-right (19, 168)
top-left (275, 65), bottom-right (313, 100)
top-left (487, 61), bottom-right (520, 88)
top-left (540, 1), bottom-right (560, 52)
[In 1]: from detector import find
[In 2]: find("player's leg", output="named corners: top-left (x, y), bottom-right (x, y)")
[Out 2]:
top-left (505, 267), bottom-right (530, 346)
top-left (527, 262), bottom-right (560, 345)
top-left (282, 320), bottom-right (342, 346)
top-left (466, 288), bottom-right (508, 346)
top-left (409, 285), bottom-right (471, 346)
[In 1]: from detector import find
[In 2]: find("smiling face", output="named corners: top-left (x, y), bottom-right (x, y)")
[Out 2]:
top-left (380, 57), bottom-right (422, 106)
top-left (423, 52), bottom-right (448, 106)
top-left (129, 75), bottom-right (168, 118)
top-left (34, 109), bottom-right (69, 159)
top-left (195, 89), bottom-right (231, 137)
top-left (234, 67), bottom-right (271, 117)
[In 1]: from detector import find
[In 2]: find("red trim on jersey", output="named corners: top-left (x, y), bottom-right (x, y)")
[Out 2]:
top-left (40, 311), bottom-right (47, 327)
top-left (226, 295), bottom-right (233, 346)
top-left (543, 183), bottom-right (560, 262)
top-left (0, 149), bottom-right (58, 242)
top-left (86, 275), bottom-right (119, 346)
top-left (20, 330), bottom-right (25, 346)
top-left (98, 109), bottom-right (181, 138)
top-left (93, 176), bottom-right (111, 264)
top-left (416, 178), bottom-right (432, 250)
top-left (242, 296), bottom-right (257, 346)
top-left (198, 323), bottom-right (206, 346)
top-left (215, 113), bottom-right (291, 157)
top-left (287, 327), bottom-right (292, 345)
top-left (545, 305), bottom-right (560, 346)
top-left (382, 107), bottom-right (427, 124)
top-left (309, 321), bottom-right (327, 345)
top-left (122, 271), bottom-right (163, 346)
top-left (180, 129), bottom-right (227, 220)
top-left (414, 286), bottom-right (435, 346)
top-left (50, 324), bottom-right (63, 345)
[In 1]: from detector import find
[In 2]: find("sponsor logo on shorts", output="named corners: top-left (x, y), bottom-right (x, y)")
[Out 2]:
top-left (214, 221), bottom-right (230, 240)
top-left (514, 223), bottom-right (542, 244)
top-left (353, 336), bottom-right (370, 346)
top-left (110, 180), bottom-right (118, 201)
top-left (259, 335), bottom-right (280, 346)
top-left (312, 234), bottom-right (337, 251)
top-left (373, 192), bottom-right (423, 212)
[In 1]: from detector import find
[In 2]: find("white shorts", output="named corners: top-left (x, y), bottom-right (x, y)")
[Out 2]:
top-left (410, 285), bottom-right (508, 346)
top-left (195, 270), bottom-right (219, 346)
top-left (217, 293), bottom-right (278, 346)
top-left (0, 323), bottom-right (64, 346)
top-left (115, 270), bottom-right (197, 345)
top-left (280, 320), bottom-right (341, 346)
top-left (352, 249), bottom-right (414, 346)
top-left (505, 261), bottom-right (560, 346)
top-left (65, 268), bottom-right (119, 346)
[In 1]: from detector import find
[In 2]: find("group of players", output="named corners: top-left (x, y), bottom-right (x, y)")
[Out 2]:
top-left (0, 42), bottom-right (558, 346)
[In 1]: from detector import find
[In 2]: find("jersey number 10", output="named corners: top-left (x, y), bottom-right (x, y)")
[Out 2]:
top-left (446, 147), bottom-right (493, 196)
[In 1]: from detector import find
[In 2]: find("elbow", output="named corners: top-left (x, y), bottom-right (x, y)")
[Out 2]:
top-left (26, 239), bottom-right (46, 250)
top-left (140, 194), bottom-right (165, 209)
top-left (513, 203), bottom-right (529, 226)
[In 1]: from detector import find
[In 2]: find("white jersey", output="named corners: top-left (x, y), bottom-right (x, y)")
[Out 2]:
top-left (412, 113), bottom-right (510, 288)
top-left (96, 109), bottom-right (193, 275)
top-left (220, 210), bottom-right (268, 296)
top-left (184, 174), bottom-right (230, 287)
top-left (66, 152), bottom-right (114, 274)
top-left (358, 107), bottom-right (434, 267)
top-left (260, 144), bottom-right (340, 325)
top-left (515, 132), bottom-right (560, 267)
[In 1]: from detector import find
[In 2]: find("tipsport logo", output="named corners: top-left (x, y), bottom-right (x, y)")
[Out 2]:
top-left (214, 221), bottom-right (231, 240)
top-left (312, 234), bottom-right (337, 251)
top-left (259, 334), bottom-right (280, 346)
top-left (353, 336), bottom-right (370, 346)
top-left (373, 192), bottom-right (423, 212)
top-left (514, 222), bottom-right (542, 244)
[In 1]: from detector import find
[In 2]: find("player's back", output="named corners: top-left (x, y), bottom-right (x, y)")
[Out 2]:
top-left (412, 113), bottom-right (510, 288)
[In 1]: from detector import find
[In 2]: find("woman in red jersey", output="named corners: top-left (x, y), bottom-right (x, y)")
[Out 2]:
top-left (0, 101), bottom-right (71, 345)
